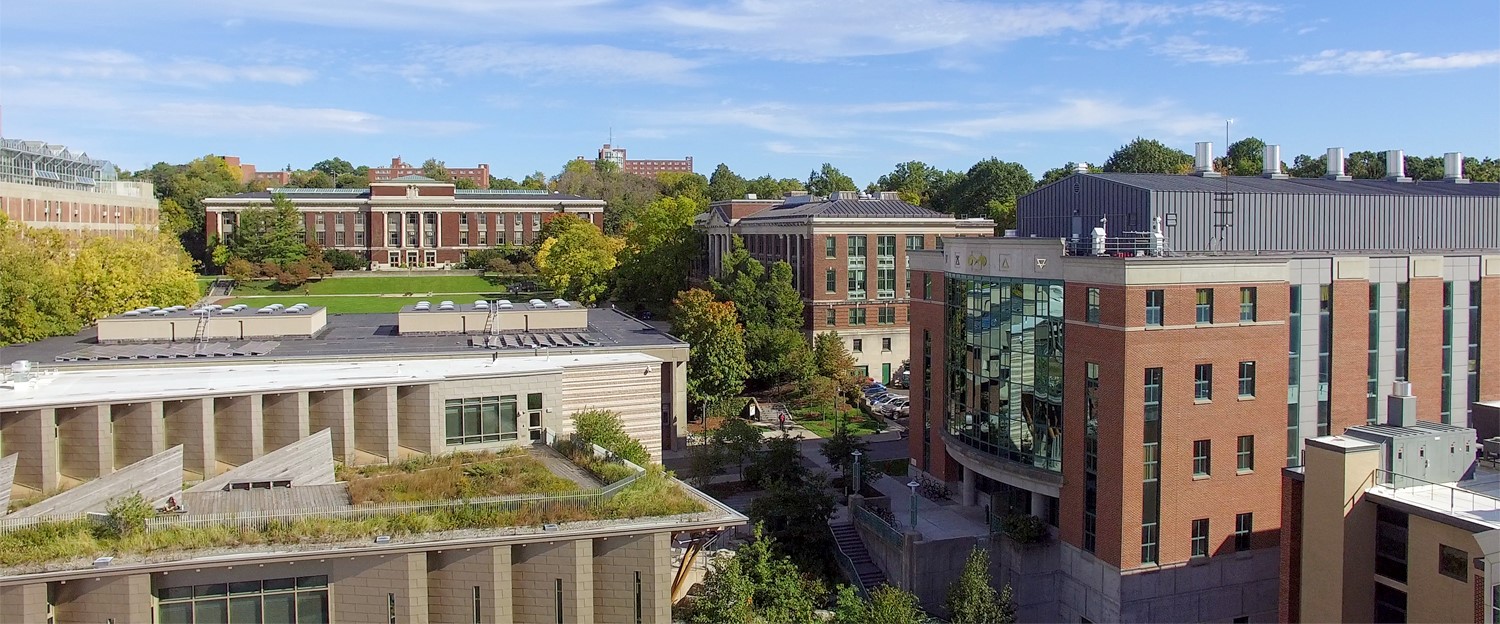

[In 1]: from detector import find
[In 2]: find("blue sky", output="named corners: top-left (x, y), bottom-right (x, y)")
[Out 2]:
top-left (2, 1), bottom-right (1497, 185)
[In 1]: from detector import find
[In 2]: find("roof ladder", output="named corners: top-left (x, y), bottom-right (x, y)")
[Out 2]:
top-left (194, 310), bottom-right (211, 343)
top-left (483, 301), bottom-right (500, 336)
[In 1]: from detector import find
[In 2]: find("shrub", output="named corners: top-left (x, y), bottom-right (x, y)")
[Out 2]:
top-left (224, 258), bottom-right (259, 282)
top-left (322, 248), bottom-right (367, 271)
top-left (104, 493), bottom-right (155, 538)
top-left (1000, 513), bottom-right (1048, 544)
top-left (571, 409), bottom-right (650, 466)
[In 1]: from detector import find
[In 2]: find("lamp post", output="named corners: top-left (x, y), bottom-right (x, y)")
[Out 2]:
top-left (908, 480), bottom-right (920, 529)
top-left (851, 450), bottom-right (863, 495)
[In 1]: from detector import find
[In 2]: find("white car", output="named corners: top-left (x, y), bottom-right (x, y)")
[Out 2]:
top-left (877, 397), bottom-right (909, 414)
top-left (869, 394), bottom-right (902, 408)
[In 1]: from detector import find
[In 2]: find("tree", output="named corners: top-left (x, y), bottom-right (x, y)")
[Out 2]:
top-left (614, 195), bottom-right (703, 307)
top-left (228, 194), bottom-right (308, 265)
top-left (713, 417), bottom-right (764, 480)
top-left (137, 155), bottom-right (244, 264)
top-left (1344, 150), bottom-right (1386, 179)
top-left (521, 171), bottom-right (548, 190)
top-left (453, 178), bottom-right (480, 189)
top-left (708, 237), bottom-right (768, 325)
top-left (762, 261), bottom-right (804, 331)
top-left (745, 175), bottom-right (803, 200)
top-left (820, 416), bottom-right (871, 487)
top-left (0, 220), bottom-right (78, 345)
top-left (834, 584), bottom-right (929, 624)
top-left (322, 248), bottom-right (367, 271)
top-left (1404, 155), bottom-right (1444, 181)
top-left (690, 525), bottom-right (825, 624)
top-left (1035, 162), bottom-right (1094, 189)
top-left (311, 157), bottom-right (354, 177)
top-left (489, 177), bottom-right (522, 190)
top-left (533, 217), bottom-right (624, 305)
top-left (671, 289), bottom-right (750, 404)
top-left (570, 409), bottom-right (649, 465)
top-left (708, 164), bottom-right (749, 202)
top-left (814, 331), bottom-right (858, 386)
top-left (420, 158), bottom-right (451, 181)
top-left (925, 169), bottom-right (967, 214)
top-left (951, 158), bottom-right (1032, 227)
top-left (745, 325), bottom-right (815, 387)
top-left (1220, 137), bottom-right (1269, 176)
top-left (807, 163), bottom-right (858, 196)
top-left (945, 547), bottom-right (1014, 624)
top-left (745, 433), bottom-right (805, 489)
top-left (748, 469), bottom-right (836, 573)
top-left (658, 171), bottom-right (710, 204)
top-left (1467, 157), bottom-right (1500, 182)
top-left (68, 231), bottom-right (200, 325)
top-left (287, 169), bottom-right (334, 188)
top-left (334, 172), bottom-right (368, 188)
top-left (1288, 153), bottom-right (1327, 178)
top-left (1101, 138), bottom-right (1193, 174)
top-left (876, 161), bottom-right (937, 206)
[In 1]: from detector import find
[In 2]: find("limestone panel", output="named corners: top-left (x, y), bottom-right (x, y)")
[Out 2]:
top-left (0, 408), bottom-right (58, 493)
top-left (165, 398), bottom-right (215, 479)
top-left (398, 384), bottom-right (441, 455)
top-left (56, 404), bottom-right (110, 480)
top-left (513, 540), bottom-right (593, 624)
top-left (215, 394), bottom-right (265, 467)
top-left (309, 389), bottom-right (355, 462)
top-left (427, 546), bottom-right (514, 624)
top-left (330, 552), bottom-right (429, 623)
top-left (111, 401), bottom-right (164, 470)
top-left (0, 582), bottom-right (47, 623)
top-left (593, 533), bottom-right (671, 624)
top-left (353, 386), bottom-right (398, 462)
top-left (262, 391), bottom-right (310, 453)
top-left (54, 573), bottom-right (152, 623)
top-left (560, 362), bottom-right (664, 461)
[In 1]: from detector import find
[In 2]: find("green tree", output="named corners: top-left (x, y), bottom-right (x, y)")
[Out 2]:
top-left (334, 172), bottom-right (368, 188)
top-left (521, 171), bottom-right (548, 190)
top-left (68, 231), bottom-right (200, 325)
top-left (745, 175), bottom-right (804, 200)
top-left (713, 417), bottom-right (764, 480)
top-left (876, 161), bottom-right (937, 206)
top-left (615, 195), bottom-right (703, 307)
top-left (820, 416), bottom-right (871, 487)
top-left (814, 331), bottom-right (858, 386)
top-left (570, 409), bottom-right (649, 465)
top-left (709, 163), bottom-right (749, 201)
top-left (951, 158), bottom-right (1032, 227)
top-left (745, 432), bottom-right (805, 489)
top-left (0, 220), bottom-right (79, 345)
top-left (489, 177), bottom-right (522, 190)
top-left (691, 525), bottom-right (825, 624)
top-left (1101, 138), bottom-right (1193, 174)
top-left (1288, 153), bottom-right (1327, 178)
top-left (553, 159), bottom-right (663, 234)
top-left (1219, 137), bottom-right (1268, 176)
top-left (288, 169), bottom-right (334, 188)
top-left (807, 163), bottom-right (858, 196)
top-left (1404, 155), bottom-right (1444, 180)
top-left (1467, 157), bottom-right (1500, 182)
top-left (834, 584), bottom-right (929, 624)
top-left (138, 155), bottom-right (244, 263)
top-left (228, 194), bottom-right (308, 265)
top-left (708, 237), bottom-right (768, 325)
top-left (1344, 150), bottom-right (1387, 179)
top-left (657, 171), bottom-right (710, 204)
top-left (748, 469), bottom-right (836, 574)
top-left (311, 157), bottom-right (354, 177)
top-left (745, 325), bottom-right (815, 387)
top-left (1035, 162), bottom-right (1094, 189)
top-left (420, 158), bottom-right (452, 181)
top-left (453, 178), bottom-right (480, 189)
top-left (762, 261), bottom-right (805, 331)
top-left (945, 547), bottom-right (1014, 624)
top-left (672, 288), bottom-right (750, 404)
top-left (925, 169), bottom-right (967, 214)
top-left (534, 217), bottom-right (623, 305)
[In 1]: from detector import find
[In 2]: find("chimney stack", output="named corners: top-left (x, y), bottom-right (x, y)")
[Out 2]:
top-left (1074, 162), bottom-right (1090, 174)
top-left (1386, 380), bottom-right (1417, 428)
top-left (1325, 147), bottom-right (1350, 180)
top-left (1443, 152), bottom-right (1469, 183)
top-left (1262, 144), bottom-right (1287, 179)
top-left (1193, 142), bottom-right (1220, 177)
top-left (1385, 149), bottom-right (1411, 182)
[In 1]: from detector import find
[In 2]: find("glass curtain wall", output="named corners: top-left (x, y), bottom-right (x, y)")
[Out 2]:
top-left (944, 275), bottom-right (1065, 473)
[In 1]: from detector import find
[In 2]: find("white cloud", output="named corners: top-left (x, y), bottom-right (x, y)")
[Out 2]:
top-left (1291, 49), bottom-right (1500, 75)
top-left (0, 49), bottom-right (314, 86)
top-left (1153, 36), bottom-right (1249, 65)
top-left (934, 97), bottom-right (1222, 138)
top-left (423, 42), bottom-right (703, 84)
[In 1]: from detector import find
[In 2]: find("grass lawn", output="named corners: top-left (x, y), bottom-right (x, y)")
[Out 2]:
top-left (795, 409), bottom-right (884, 438)
top-left (222, 295), bottom-right (428, 314)
top-left (339, 450), bottom-right (580, 505)
top-left (230, 275), bottom-right (514, 296)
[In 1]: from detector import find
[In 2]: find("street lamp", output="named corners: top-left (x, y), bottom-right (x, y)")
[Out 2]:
top-left (907, 480), bottom-right (920, 529)
top-left (851, 450), bottom-right (863, 495)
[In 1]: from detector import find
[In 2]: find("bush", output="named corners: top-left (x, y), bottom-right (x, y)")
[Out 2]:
top-left (1000, 513), bottom-right (1048, 544)
top-left (224, 258), bottom-right (258, 282)
top-left (322, 248), bottom-right (367, 271)
top-left (104, 493), bottom-right (154, 538)
top-left (571, 409), bottom-right (650, 466)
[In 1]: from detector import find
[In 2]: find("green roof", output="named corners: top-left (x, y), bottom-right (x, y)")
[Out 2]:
top-left (386, 174), bottom-right (442, 183)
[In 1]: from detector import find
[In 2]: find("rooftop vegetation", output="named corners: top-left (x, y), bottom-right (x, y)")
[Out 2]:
top-left (338, 449), bottom-right (581, 505)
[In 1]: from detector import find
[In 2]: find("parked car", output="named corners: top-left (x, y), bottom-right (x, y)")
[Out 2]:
top-left (869, 394), bottom-right (902, 408)
top-left (876, 397), bottom-right (910, 414)
top-left (863, 384), bottom-right (888, 396)
top-left (889, 370), bottom-right (911, 389)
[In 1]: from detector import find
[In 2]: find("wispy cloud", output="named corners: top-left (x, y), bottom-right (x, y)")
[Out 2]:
top-left (1153, 36), bottom-right (1249, 65)
top-left (1291, 49), bottom-right (1500, 75)
top-left (934, 97), bottom-right (1222, 138)
top-left (422, 42), bottom-right (703, 84)
top-left (0, 49), bottom-right (314, 86)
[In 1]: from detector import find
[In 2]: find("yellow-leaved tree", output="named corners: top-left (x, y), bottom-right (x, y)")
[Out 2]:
top-left (68, 231), bottom-right (199, 324)
top-left (533, 216), bottom-right (623, 305)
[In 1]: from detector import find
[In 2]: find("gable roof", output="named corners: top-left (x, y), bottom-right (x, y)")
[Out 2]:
top-left (741, 198), bottom-right (951, 220)
top-left (1081, 173), bottom-right (1498, 197)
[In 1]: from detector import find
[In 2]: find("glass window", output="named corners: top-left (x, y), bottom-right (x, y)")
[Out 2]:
top-left (160, 576), bottom-right (328, 624)
top-left (849, 308), bottom-right (867, 325)
top-left (1193, 440), bottom-right (1211, 476)
top-left (1145, 290), bottom-right (1164, 326)
top-left (1240, 287), bottom-right (1257, 322)
top-left (1195, 364), bottom-right (1213, 400)
top-left (1237, 435), bottom-right (1255, 471)
top-left (1239, 361), bottom-right (1256, 397)
top-left (1086, 288), bottom-right (1100, 323)
top-left (847, 269), bottom-right (867, 299)
top-left (852, 338), bottom-right (863, 352)
top-left (826, 308), bottom-right (836, 326)
top-left (847, 235), bottom-right (866, 258)
top-left (1196, 288), bottom-right (1214, 324)
top-left (1191, 518), bottom-right (1209, 558)
top-left (877, 269), bottom-right (896, 298)
top-left (877, 235), bottom-right (896, 257)
top-left (906, 235), bottom-right (924, 250)
top-left (878, 307), bottom-right (895, 324)
top-left (1234, 513), bottom-right (1253, 551)
top-left (882, 337), bottom-right (892, 351)
top-left (445, 396), bottom-right (519, 445)
top-left (1438, 544), bottom-right (1468, 581)
top-left (825, 268), bottom-right (837, 293)
top-left (825, 236), bottom-right (836, 258)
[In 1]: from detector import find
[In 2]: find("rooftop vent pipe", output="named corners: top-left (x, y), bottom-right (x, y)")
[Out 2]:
top-left (1193, 142), bottom-right (1220, 177)
top-left (1444, 152), bottom-right (1469, 183)
top-left (1386, 150), bottom-right (1411, 182)
top-left (1325, 147), bottom-right (1350, 180)
top-left (1262, 144), bottom-right (1287, 179)
top-left (1387, 380), bottom-right (1416, 428)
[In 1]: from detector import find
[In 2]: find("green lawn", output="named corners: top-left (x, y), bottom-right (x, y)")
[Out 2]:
top-left (230, 275), bottom-right (512, 296)
top-left (223, 295), bottom-right (429, 314)
top-left (795, 410), bottom-right (884, 438)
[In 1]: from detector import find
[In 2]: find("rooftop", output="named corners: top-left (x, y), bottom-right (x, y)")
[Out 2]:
top-left (0, 308), bottom-right (685, 368)
top-left (1072, 172), bottom-right (1499, 197)
top-left (742, 197), bottom-right (977, 220)
top-left (204, 188), bottom-right (599, 202)
top-left (1367, 463), bottom-right (1500, 530)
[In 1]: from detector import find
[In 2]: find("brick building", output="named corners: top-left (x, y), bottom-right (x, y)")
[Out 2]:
top-left (905, 144), bottom-right (1499, 621)
top-left (593, 144), bottom-right (693, 177)
top-left (369, 156), bottom-right (490, 187)
top-left (0, 137), bottom-right (159, 235)
top-left (222, 156), bottom-right (291, 186)
top-left (699, 191), bottom-right (992, 381)
top-left (204, 175), bottom-right (604, 268)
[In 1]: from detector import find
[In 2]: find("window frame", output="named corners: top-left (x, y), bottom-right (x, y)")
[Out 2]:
top-left (1086, 287), bottom-right (1101, 323)
top-left (825, 268), bottom-right (837, 293)
top-left (1237, 435), bottom-right (1255, 472)
top-left (1191, 518), bottom-right (1210, 558)
top-left (1240, 287), bottom-right (1257, 322)
top-left (824, 236), bottom-right (837, 258)
top-left (1438, 544), bottom-right (1468, 582)
top-left (1193, 439), bottom-right (1212, 477)
top-left (1194, 363), bottom-right (1213, 401)
top-left (1196, 288), bottom-right (1214, 324)
top-left (1145, 289), bottom-right (1164, 327)
top-left (1234, 512), bottom-right (1253, 551)
top-left (852, 338), bottom-right (863, 353)
top-left (1239, 361), bottom-right (1257, 397)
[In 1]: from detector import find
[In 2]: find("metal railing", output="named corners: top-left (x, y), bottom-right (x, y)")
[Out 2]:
top-left (1063, 234), bottom-right (1175, 258)
top-left (853, 504), bottom-right (903, 548)
top-left (1372, 469), bottom-right (1500, 516)
top-left (829, 525), bottom-right (871, 600)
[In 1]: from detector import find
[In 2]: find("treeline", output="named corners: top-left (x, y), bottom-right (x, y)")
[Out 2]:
top-left (0, 216), bottom-right (198, 346)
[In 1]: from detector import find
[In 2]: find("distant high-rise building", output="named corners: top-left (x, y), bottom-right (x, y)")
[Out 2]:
top-left (0, 137), bottom-right (159, 234)
top-left (369, 157), bottom-right (490, 188)
top-left (587, 144), bottom-right (693, 176)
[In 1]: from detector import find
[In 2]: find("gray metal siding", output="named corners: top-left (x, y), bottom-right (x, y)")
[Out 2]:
top-left (1019, 174), bottom-right (1151, 239)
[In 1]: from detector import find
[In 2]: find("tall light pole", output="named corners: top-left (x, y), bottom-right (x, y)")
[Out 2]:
top-left (851, 449), bottom-right (863, 495)
top-left (908, 479), bottom-right (920, 529)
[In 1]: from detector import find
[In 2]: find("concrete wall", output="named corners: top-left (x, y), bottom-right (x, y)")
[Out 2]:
top-left (428, 546), bottom-right (514, 624)
top-left (559, 361), bottom-right (665, 461)
top-left (1298, 437), bottom-right (1381, 623)
top-left (96, 308), bottom-right (327, 342)
top-left (398, 307), bottom-right (589, 334)
top-left (1404, 513), bottom-right (1488, 623)
top-left (53, 573), bottom-right (153, 623)
top-left (513, 540), bottom-right (594, 624)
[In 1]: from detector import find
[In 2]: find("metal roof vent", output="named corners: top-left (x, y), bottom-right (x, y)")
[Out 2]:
top-left (1444, 152), bottom-right (1469, 183)
top-left (1385, 149), bottom-right (1411, 182)
top-left (1193, 142), bottom-right (1220, 177)
top-left (1262, 145), bottom-right (1287, 179)
top-left (1325, 147), bottom-right (1351, 180)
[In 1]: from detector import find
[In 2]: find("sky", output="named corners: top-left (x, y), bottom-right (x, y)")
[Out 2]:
top-left (2, 1), bottom-right (1498, 186)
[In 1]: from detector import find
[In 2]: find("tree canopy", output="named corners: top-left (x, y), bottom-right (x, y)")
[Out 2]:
top-left (671, 288), bottom-right (750, 404)
top-left (533, 216), bottom-right (624, 305)
top-left (807, 163), bottom-right (858, 196)
top-left (615, 195), bottom-right (704, 307)
top-left (1102, 138), bottom-right (1194, 174)
top-left (228, 194), bottom-right (308, 265)
top-left (689, 525), bottom-right (826, 624)
top-left (708, 164), bottom-right (749, 202)
top-left (945, 547), bottom-right (1015, 624)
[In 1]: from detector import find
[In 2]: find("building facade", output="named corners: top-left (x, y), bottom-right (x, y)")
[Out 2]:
top-left (0, 137), bottom-right (159, 234)
top-left (204, 176), bottom-right (605, 268)
top-left (222, 156), bottom-right (291, 186)
top-left (593, 144), bottom-right (693, 177)
top-left (699, 191), bottom-right (993, 381)
top-left (369, 156), bottom-right (491, 188)
top-left (906, 148), bottom-right (1499, 622)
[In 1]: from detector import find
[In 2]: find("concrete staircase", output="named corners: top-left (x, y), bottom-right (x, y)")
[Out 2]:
top-left (830, 522), bottom-right (887, 592)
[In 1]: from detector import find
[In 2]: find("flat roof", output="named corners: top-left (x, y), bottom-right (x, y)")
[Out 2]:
top-left (397, 299), bottom-right (583, 313)
top-left (102, 304), bottom-right (326, 321)
top-left (0, 308), bottom-right (684, 367)
top-left (1367, 463), bottom-right (1500, 530)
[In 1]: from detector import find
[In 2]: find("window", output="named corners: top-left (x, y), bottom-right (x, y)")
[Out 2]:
top-left (877, 234), bottom-right (896, 257)
top-left (555, 579), bottom-right (564, 624)
top-left (826, 308), bottom-right (836, 326)
top-left (531, 213), bottom-right (542, 230)
top-left (906, 234), bottom-right (924, 250)
top-left (852, 338), bottom-right (863, 352)
top-left (1232, 618), bottom-right (1249, 624)
top-left (1238, 361), bottom-right (1256, 397)
top-left (847, 269), bottom-right (867, 299)
top-left (876, 269), bottom-right (896, 298)
top-left (1193, 440), bottom-right (1212, 477)
top-left (635, 571), bottom-right (644, 624)
top-left (474, 586), bottom-right (483, 624)
top-left (1376, 505), bottom-right (1410, 582)
top-left (460, 230), bottom-right (469, 246)
top-left (825, 268), bottom-right (837, 293)
top-left (1196, 288), bottom-right (1214, 323)
top-left (1083, 362), bottom-right (1099, 554)
top-left (1240, 287), bottom-right (1257, 322)
top-left (1145, 290), bottom-right (1164, 326)
top-left (157, 576), bottom-right (329, 624)
top-left (444, 396), bottom-right (518, 445)
top-left (1438, 544), bottom-right (1468, 581)
top-left (1086, 288), bottom-right (1100, 323)
top-left (825, 236), bottom-right (836, 258)
top-left (1374, 582), bottom-right (1407, 624)
top-left (849, 308), bottom-right (866, 325)
top-left (1237, 435), bottom-right (1255, 471)
top-left (1191, 518), bottom-right (1210, 558)
top-left (847, 235), bottom-right (866, 258)
top-left (1195, 364), bottom-right (1213, 401)
top-left (882, 337), bottom-right (892, 352)
top-left (878, 307), bottom-right (895, 324)
top-left (389, 593), bottom-right (398, 624)
top-left (459, 212), bottom-right (469, 227)
top-left (1234, 513), bottom-right (1252, 551)
top-left (1142, 368), bottom-right (1162, 565)
top-left (336, 230), bottom-right (346, 246)
top-left (855, 365), bottom-right (868, 380)
top-left (923, 273), bottom-right (932, 300)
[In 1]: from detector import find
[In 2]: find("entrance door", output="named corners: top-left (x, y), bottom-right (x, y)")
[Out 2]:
top-left (882, 363), bottom-right (892, 384)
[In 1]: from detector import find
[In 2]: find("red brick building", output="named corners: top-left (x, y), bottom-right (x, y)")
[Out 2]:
top-left (222, 156), bottom-right (291, 186)
top-left (369, 157), bottom-right (491, 188)
top-left (906, 147), bottom-right (1499, 622)
top-left (204, 175), bottom-right (604, 268)
top-left (592, 144), bottom-right (692, 177)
